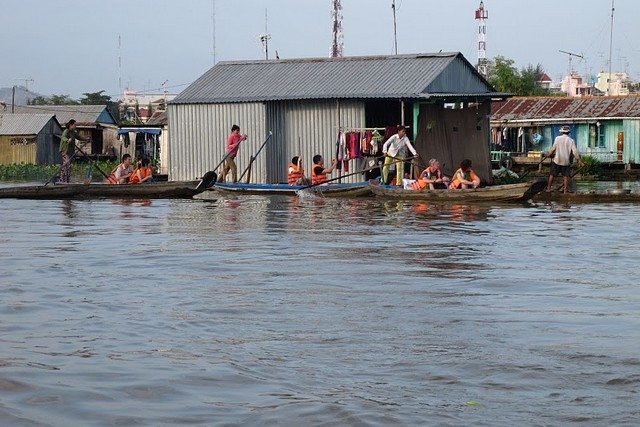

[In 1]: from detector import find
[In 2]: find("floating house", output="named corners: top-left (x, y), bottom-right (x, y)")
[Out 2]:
top-left (0, 113), bottom-right (62, 165)
top-left (168, 52), bottom-right (505, 182)
top-left (491, 96), bottom-right (640, 164)
top-left (12, 105), bottom-right (118, 156)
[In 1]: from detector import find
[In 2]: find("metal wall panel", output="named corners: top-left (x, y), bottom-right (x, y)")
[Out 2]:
top-left (168, 103), bottom-right (267, 181)
top-left (623, 119), bottom-right (640, 164)
top-left (266, 100), bottom-right (366, 183)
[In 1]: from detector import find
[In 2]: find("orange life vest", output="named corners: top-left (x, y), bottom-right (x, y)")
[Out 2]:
top-left (450, 168), bottom-right (479, 189)
top-left (129, 167), bottom-right (152, 184)
top-left (288, 163), bottom-right (304, 185)
top-left (311, 165), bottom-right (327, 185)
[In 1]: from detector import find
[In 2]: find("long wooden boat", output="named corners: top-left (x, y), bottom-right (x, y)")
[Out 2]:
top-left (0, 181), bottom-right (205, 200)
top-left (534, 190), bottom-right (640, 204)
top-left (369, 179), bottom-right (547, 202)
top-left (211, 182), bottom-right (373, 197)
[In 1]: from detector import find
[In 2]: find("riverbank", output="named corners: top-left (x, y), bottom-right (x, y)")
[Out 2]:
top-left (0, 162), bottom-right (118, 182)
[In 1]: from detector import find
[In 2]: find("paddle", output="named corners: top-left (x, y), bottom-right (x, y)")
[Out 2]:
top-left (518, 154), bottom-right (547, 181)
top-left (238, 131), bottom-right (273, 183)
top-left (70, 144), bottom-right (111, 181)
top-left (299, 155), bottom-right (418, 191)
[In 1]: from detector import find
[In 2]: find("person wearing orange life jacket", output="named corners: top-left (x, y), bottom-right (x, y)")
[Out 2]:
top-left (311, 154), bottom-right (337, 185)
top-left (129, 158), bottom-right (155, 184)
top-left (106, 154), bottom-right (133, 184)
top-left (288, 156), bottom-right (305, 185)
top-left (449, 159), bottom-right (481, 190)
top-left (410, 158), bottom-right (450, 190)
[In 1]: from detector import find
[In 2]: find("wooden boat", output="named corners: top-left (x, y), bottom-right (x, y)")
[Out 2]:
top-left (211, 182), bottom-right (373, 197)
top-left (369, 179), bottom-right (547, 202)
top-left (0, 181), bottom-right (206, 200)
top-left (534, 190), bottom-right (640, 204)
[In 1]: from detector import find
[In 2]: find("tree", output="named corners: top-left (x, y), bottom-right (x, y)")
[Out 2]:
top-left (488, 56), bottom-right (550, 96)
top-left (79, 90), bottom-right (111, 105)
top-left (28, 94), bottom-right (78, 105)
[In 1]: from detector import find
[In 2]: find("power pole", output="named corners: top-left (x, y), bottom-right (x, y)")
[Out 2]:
top-left (391, 0), bottom-right (398, 55)
top-left (607, 0), bottom-right (615, 95)
top-left (212, 0), bottom-right (217, 64)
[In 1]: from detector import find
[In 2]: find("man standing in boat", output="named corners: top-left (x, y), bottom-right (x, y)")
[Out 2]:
top-left (59, 119), bottom-right (89, 183)
top-left (545, 126), bottom-right (584, 194)
top-left (382, 126), bottom-right (418, 186)
top-left (220, 125), bottom-right (247, 183)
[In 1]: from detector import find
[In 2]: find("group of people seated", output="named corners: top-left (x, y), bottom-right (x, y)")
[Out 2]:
top-left (106, 154), bottom-right (155, 185)
top-left (288, 154), bottom-right (337, 186)
top-left (403, 158), bottom-right (481, 191)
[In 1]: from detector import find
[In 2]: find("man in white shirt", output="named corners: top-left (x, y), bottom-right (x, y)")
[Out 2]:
top-left (382, 126), bottom-right (419, 185)
top-left (545, 126), bottom-right (584, 193)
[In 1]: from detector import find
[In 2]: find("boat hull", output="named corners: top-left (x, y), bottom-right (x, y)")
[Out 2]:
top-left (0, 181), bottom-right (203, 200)
top-left (211, 182), bottom-right (372, 197)
top-left (369, 179), bottom-right (546, 202)
top-left (534, 191), bottom-right (640, 204)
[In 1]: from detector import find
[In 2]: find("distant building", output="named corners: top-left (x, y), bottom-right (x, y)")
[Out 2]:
top-left (595, 72), bottom-right (630, 96)
top-left (120, 90), bottom-right (177, 124)
top-left (116, 111), bottom-right (169, 175)
top-left (491, 96), bottom-right (640, 164)
top-left (536, 73), bottom-right (553, 91)
top-left (0, 113), bottom-right (62, 165)
top-left (561, 73), bottom-right (593, 97)
top-left (11, 105), bottom-right (118, 156)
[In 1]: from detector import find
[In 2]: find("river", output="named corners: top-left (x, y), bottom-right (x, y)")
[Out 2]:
top-left (0, 192), bottom-right (638, 426)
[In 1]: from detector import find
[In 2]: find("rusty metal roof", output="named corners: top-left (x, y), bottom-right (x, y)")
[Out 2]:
top-left (492, 96), bottom-right (640, 122)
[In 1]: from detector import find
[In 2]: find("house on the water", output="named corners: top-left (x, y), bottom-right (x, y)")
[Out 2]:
top-left (491, 96), bottom-right (640, 165)
top-left (0, 113), bottom-right (62, 165)
top-left (168, 52), bottom-right (506, 182)
top-left (12, 105), bottom-right (118, 156)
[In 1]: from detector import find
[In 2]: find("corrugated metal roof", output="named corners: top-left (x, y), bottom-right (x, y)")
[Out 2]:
top-left (173, 52), bottom-right (497, 104)
top-left (492, 96), bottom-right (640, 122)
top-left (0, 113), bottom-right (58, 135)
top-left (10, 105), bottom-right (115, 125)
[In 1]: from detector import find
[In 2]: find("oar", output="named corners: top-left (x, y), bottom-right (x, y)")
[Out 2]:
top-left (70, 144), bottom-right (111, 180)
top-left (519, 154), bottom-right (547, 181)
top-left (238, 131), bottom-right (273, 183)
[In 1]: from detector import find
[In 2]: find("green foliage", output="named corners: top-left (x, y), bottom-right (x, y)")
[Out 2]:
top-left (488, 56), bottom-right (550, 96)
top-left (28, 94), bottom-right (79, 105)
top-left (79, 90), bottom-right (111, 105)
top-left (577, 155), bottom-right (602, 176)
top-left (0, 161), bottom-right (118, 182)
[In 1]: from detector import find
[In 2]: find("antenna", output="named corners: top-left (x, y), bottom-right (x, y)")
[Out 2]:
top-left (607, 0), bottom-right (615, 95)
top-left (330, 0), bottom-right (344, 57)
top-left (475, 1), bottom-right (489, 77)
top-left (391, 0), bottom-right (398, 55)
top-left (258, 8), bottom-right (271, 60)
top-left (118, 34), bottom-right (122, 95)
top-left (212, 0), bottom-right (217, 63)
top-left (558, 50), bottom-right (584, 75)
top-left (14, 78), bottom-right (34, 92)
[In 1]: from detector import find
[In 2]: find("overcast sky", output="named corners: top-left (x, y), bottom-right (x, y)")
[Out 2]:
top-left (1, 0), bottom-right (638, 98)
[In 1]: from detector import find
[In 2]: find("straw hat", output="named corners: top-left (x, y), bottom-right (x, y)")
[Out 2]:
top-left (559, 126), bottom-right (571, 134)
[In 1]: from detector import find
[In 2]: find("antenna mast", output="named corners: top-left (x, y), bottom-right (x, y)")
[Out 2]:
top-left (559, 50), bottom-right (584, 76)
top-left (331, 0), bottom-right (344, 57)
top-left (259, 8), bottom-right (271, 60)
top-left (607, 0), bottom-right (615, 95)
top-left (212, 0), bottom-right (217, 63)
top-left (475, 1), bottom-right (489, 77)
top-left (391, 0), bottom-right (398, 55)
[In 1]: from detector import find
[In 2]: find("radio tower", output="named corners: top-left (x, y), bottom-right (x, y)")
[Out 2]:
top-left (475, 1), bottom-right (489, 77)
top-left (331, 0), bottom-right (344, 57)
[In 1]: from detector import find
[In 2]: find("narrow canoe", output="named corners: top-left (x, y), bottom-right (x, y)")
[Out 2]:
top-left (534, 191), bottom-right (640, 204)
top-left (369, 179), bottom-right (547, 202)
top-left (0, 181), bottom-right (204, 200)
top-left (211, 182), bottom-right (373, 197)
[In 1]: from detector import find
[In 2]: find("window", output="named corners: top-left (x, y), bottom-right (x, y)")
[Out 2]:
top-left (588, 124), bottom-right (597, 148)
top-left (597, 124), bottom-right (606, 148)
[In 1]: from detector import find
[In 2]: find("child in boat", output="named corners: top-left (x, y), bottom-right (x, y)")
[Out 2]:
top-left (407, 158), bottom-right (450, 190)
top-left (106, 154), bottom-right (133, 184)
top-left (449, 159), bottom-right (480, 190)
top-left (288, 156), bottom-right (309, 185)
top-left (129, 158), bottom-right (155, 184)
top-left (311, 155), bottom-right (337, 185)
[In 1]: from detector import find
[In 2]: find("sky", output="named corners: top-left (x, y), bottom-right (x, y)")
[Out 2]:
top-left (1, 0), bottom-right (639, 99)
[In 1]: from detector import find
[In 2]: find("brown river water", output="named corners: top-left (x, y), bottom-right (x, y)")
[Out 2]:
top-left (0, 185), bottom-right (639, 426)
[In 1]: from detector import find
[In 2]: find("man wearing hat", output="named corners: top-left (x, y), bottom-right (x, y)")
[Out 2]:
top-left (545, 125), bottom-right (584, 193)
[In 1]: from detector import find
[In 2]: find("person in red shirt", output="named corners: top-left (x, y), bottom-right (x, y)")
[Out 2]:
top-left (220, 124), bottom-right (247, 183)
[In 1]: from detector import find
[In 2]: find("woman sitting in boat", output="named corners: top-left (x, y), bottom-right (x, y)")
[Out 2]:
top-left (288, 156), bottom-right (309, 186)
top-left (311, 155), bottom-right (337, 185)
top-left (449, 159), bottom-right (480, 190)
top-left (409, 159), bottom-right (450, 190)
top-left (129, 158), bottom-right (155, 184)
top-left (106, 154), bottom-right (133, 184)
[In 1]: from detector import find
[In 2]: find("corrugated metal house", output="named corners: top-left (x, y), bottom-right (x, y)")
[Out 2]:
top-left (12, 105), bottom-right (118, 156)
top-left (168, 52), bottom-right (504, 182)
top-left (491, 96), bottom-right (640, 164)
top-left (0, 113), bottom-right (62, 165)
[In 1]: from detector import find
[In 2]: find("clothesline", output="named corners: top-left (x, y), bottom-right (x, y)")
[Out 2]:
top-left (337, 126), bottom-right (411, 132)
